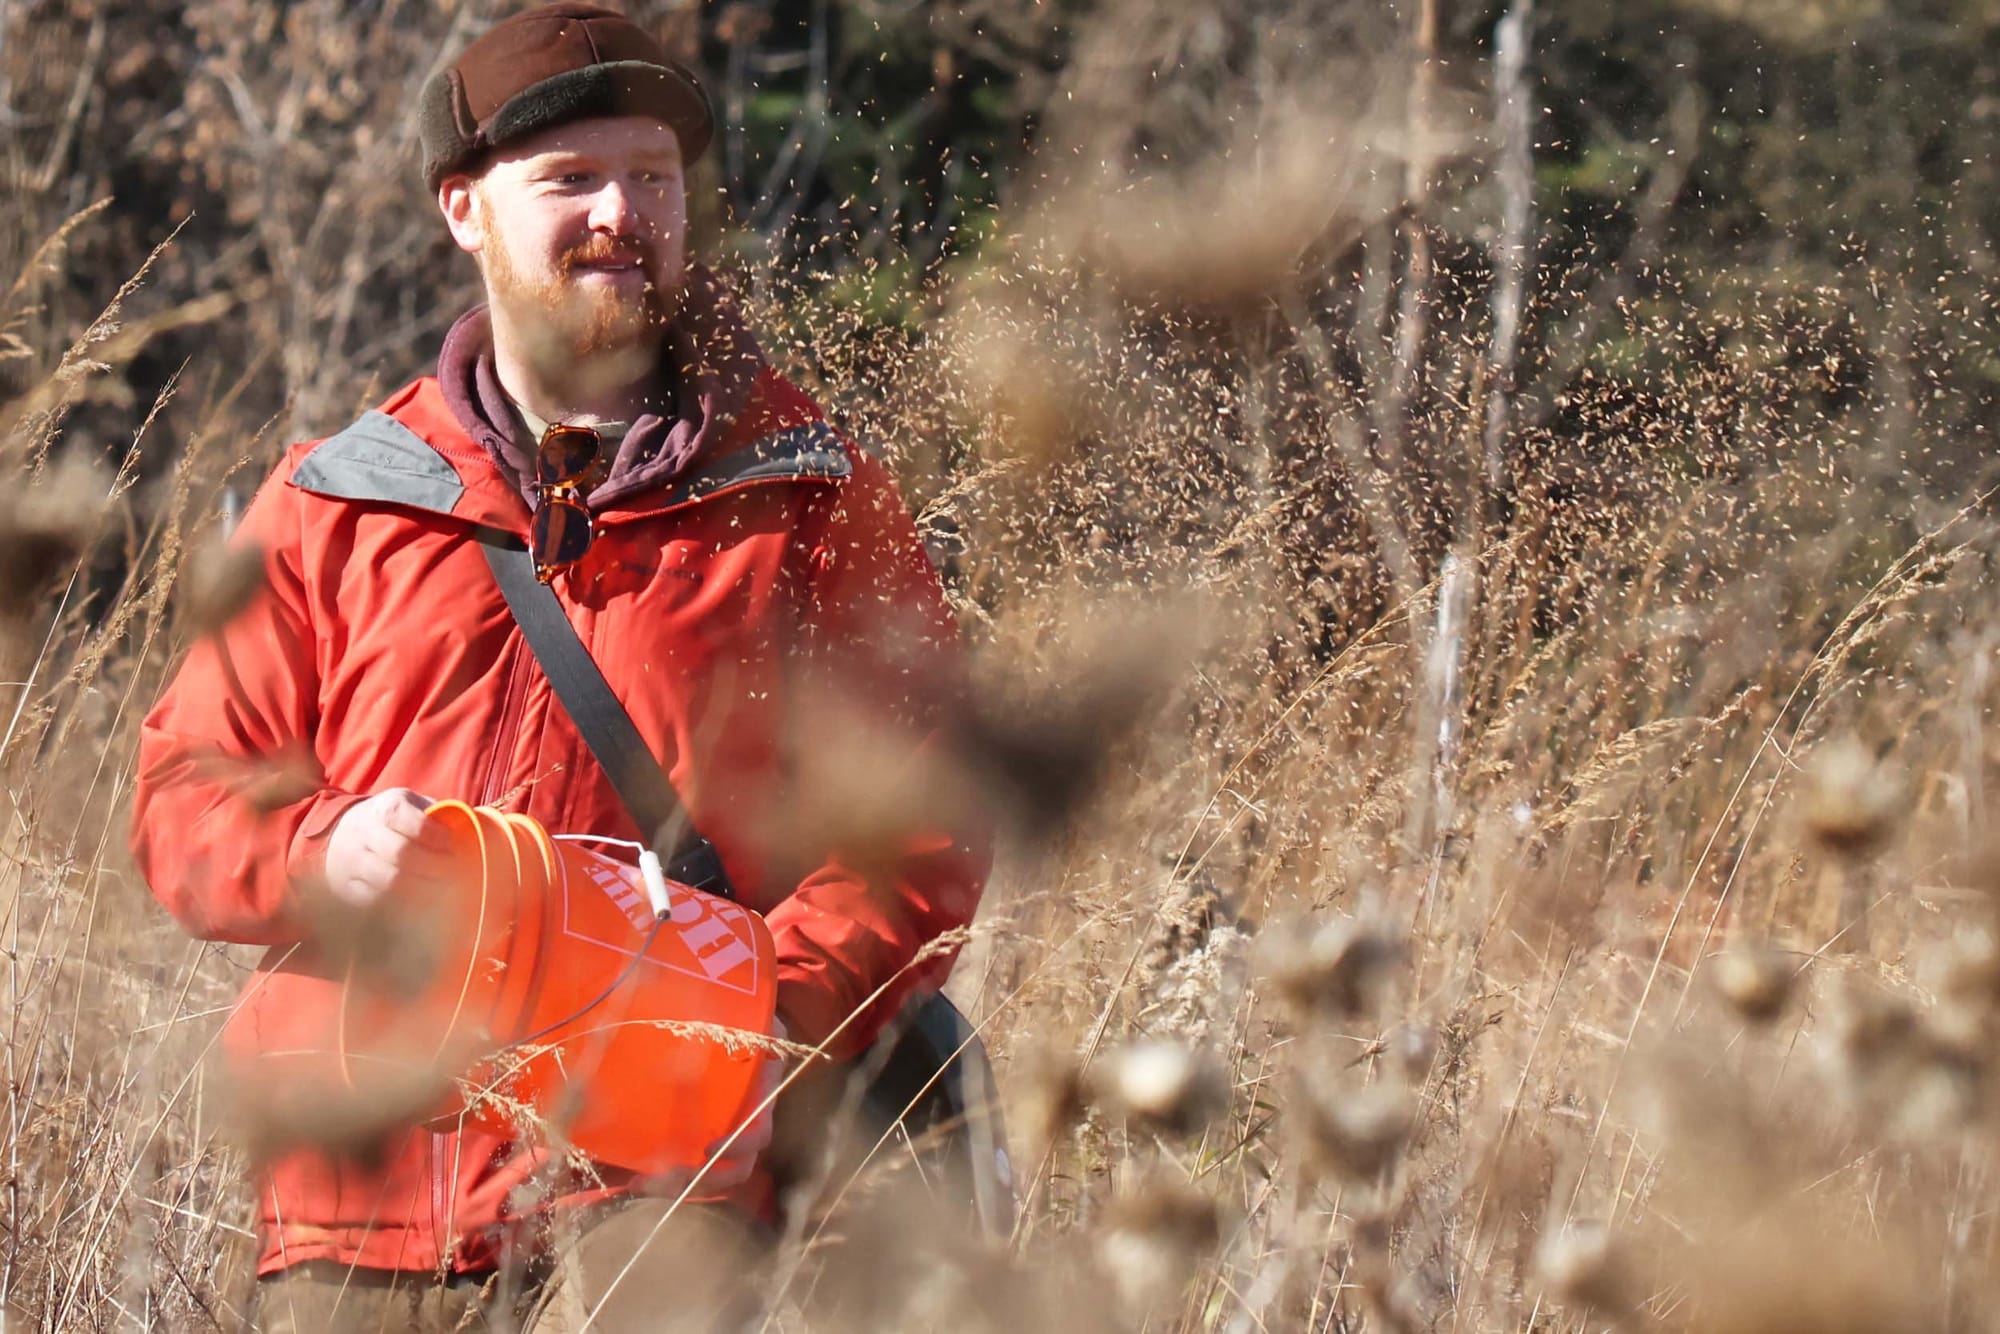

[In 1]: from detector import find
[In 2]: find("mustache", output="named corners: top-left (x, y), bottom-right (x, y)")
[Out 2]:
top-left (559, 238), bottom-right (651, 274)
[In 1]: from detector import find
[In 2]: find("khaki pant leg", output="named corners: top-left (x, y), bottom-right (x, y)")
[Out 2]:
top-left (254, 1262), bottom-right (493, 1334)
top-left (520, 1202), bottom-right (768, 1334)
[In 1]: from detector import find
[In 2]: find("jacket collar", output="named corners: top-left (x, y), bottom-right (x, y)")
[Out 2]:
top-left (289, 377), bottom-right (850, 530)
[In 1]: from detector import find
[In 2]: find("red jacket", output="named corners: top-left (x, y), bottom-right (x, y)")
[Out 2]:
top-left (130, 368), bottom-right (986, 1274)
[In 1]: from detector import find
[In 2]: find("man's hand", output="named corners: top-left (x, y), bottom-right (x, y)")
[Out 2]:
top-left (322, 788), bottom-right (455, 907)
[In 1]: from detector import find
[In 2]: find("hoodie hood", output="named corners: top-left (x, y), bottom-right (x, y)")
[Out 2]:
top-left (438, 261), bottom-right (767, 511)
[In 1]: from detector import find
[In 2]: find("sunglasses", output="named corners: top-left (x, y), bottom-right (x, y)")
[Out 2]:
top-left (532, 423), bottom-right (603, 583)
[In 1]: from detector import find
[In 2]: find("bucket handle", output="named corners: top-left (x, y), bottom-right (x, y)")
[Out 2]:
top-left (551, 833), bottom-right (674, 921)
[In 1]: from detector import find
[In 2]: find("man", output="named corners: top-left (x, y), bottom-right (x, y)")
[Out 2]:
top-left (129, 4), bottom-right (987, 1327)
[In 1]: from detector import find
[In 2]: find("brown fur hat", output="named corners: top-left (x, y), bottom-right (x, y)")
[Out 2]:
top-left (419, 3), bottom-right (713, 189)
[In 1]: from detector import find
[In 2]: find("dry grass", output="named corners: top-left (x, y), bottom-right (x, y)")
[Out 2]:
top-left (7, 1), bottom-right (2000, 1331)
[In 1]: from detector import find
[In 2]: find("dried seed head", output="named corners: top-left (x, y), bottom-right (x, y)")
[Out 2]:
top-left (1090, 1040), bottom-right (1230, 1137)
top-left (237, 747), bottom-right (322, 814)
top-left (1390, 1022), bottom-right (1438, 1078)
top-left (182, 535), bottom-right (267, 636)
top-left (951, 611), bottom-right (1194, 838)
top-left (1899, 1047), bottom-right (1982, 1137)
top-left (750, 677), bottom-right (981, 888)
top-left (231, 1056), bottom-right (460, 1168)
top-left (0, 458), bottom-right (106, 616)
top-left (1536, 1220), bottom-right (1634, 1318)
top-left (1039, 108), bottom-right (1387, 313)
top-left (188, 744), bottom-right (324, 815)
top-left (1960, 836), bottom-right (2000, 920)
top-left (1937, 928), bottom-right (2000, 1015)
top-left (1826, 981), bottom-right (1919, 1077)
top-left (950, 283), bottom-right (1094, 466)
top-left (1919, 998), bottom-right (1987, 1060)
top-left (1261, 915), bottom-right (1403, 1024)
top-left (1293, 1073), bottom-right (1414, 1184)
top-left (1818, 980), bottom-right (1979, 1134)
top-left (1677, 1207), bottom-right (1951, 1334)
top-left (1711, 944), bottom-right (1797, 1024)
top-left (1014, 1046), bottom-right (1087, 1151)
top-left (296, 880), bottom-right (444, 1003)
top-left (1801, 736), bottom-right (1901, 857)
top-left (1096, 1177), bottom-right (1221, 1309)
top-left (1469, 1121), bottom-right (1557, 1233)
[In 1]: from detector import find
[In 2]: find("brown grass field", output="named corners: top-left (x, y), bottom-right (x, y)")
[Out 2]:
top-left (7, 1), bottom-right (2000, 1330)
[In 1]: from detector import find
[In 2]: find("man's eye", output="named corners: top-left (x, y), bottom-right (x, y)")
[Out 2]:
top-left (554, 172), bottom-right (592, 187)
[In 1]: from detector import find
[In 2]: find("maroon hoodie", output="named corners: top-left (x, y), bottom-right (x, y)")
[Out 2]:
top-left (438, 261), bottom-right (768, 510)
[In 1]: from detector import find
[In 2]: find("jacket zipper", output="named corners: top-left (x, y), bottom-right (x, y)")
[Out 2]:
top-left (425, 473), bottom-right (822, 1259)
top-left (477, 636), bottom-right (533, 805)
top-left (430, 1130), bottom-right (453, 1270)
top-left (435, 630), bottom-right (533, 1266)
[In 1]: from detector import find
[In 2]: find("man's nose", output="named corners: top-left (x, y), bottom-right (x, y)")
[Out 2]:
top-left (587, 182), bottom-right (640, 235)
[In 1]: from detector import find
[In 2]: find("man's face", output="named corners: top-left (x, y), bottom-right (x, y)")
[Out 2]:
top-left (440, 115), bottom-right (688, 373)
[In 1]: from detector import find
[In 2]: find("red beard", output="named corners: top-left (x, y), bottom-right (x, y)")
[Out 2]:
top-left (484, 228), bottom-right (677, 363)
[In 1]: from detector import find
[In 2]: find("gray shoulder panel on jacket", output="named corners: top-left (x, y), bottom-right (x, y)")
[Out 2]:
top-left (291, 411), bottom-right (465, 516)
top-left (295, 412), bottom-right (847, 515)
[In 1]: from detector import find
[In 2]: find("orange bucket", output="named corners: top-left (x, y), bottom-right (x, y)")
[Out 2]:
top-left (232, 802), bottom-right (776, 1177)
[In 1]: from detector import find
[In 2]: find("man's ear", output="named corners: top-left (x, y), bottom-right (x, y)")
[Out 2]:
top-left (438, 174), bottom-right (484, 255)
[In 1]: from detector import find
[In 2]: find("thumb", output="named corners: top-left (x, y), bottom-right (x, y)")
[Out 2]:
top-left (380, 788), bottom-right (448, 847)
top-left (385, 786), bottom-right (435, 813)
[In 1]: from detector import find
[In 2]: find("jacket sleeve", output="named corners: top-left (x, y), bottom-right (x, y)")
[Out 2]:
top-left (129, 459), bottom-right (365, 945)
top-left (763, 447), bottom-right (991, 1061)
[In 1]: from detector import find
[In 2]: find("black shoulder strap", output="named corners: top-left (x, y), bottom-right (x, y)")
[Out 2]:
top-left (476, 531), bottom-right (733, 898)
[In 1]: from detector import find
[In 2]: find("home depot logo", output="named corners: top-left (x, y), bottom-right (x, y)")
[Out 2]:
top-left (576, 857), bottom-right (758, 991)
top-left (585, 860), bottom-right (652, 930)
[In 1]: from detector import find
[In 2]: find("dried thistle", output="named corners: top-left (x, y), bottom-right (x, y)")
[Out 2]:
top-left (1823, 978), bottom-right (1981, 1136)
top-left (1825, 980), bottom-right (1920, 1079)
top-left (1536, 1220), bottom-right (1637, 1321)
top-left (1095, 1176), bottom-right (1221, 1310)
top-left (1680, 1212), bottom-right (1953, 1334)
top-left (1959, 835), bottom-right (2000, 923)
top-left (1037, 105), bottom-right (1402, 312)
top-left (236, 746), bottom-right (322, 814)
top-left (294, 879), bottom-right (444, 1004)
top-left (1800, 735), bottom-right (1901, 858)
top-left (1292, 1072), bottom-right (1413, 1185)
top-left (950, 610), bottom-right (1194, 838)
top-left (1260, 915), bottom-right (1404, 1024)
top-left (1088, 1040), bottom-right (1230, 1138)
top-left (1711, 944), bottom-right (1797, 1025)
top-left (180, 534), bottom-right (266, 635)
top-left (1388, 1022), bottom-right (1438, 1078)
top-left (751, 677), bottom-right (982, 888)
top-left (0, 456), bottom-right (106, 616)
top-left (950, 287), bottom-right (1093, 467)
top-left (230, 1057), bottom-right (460, 1168)
top-left (1937, 927), bottom-right (2000, 1017)
top-left (1013, 1046), bottom-right (1087, 1151)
